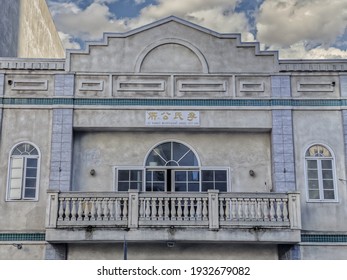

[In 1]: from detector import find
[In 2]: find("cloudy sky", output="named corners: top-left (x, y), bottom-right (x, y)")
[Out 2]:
top-left (47, 0), bottom-right (347, 59)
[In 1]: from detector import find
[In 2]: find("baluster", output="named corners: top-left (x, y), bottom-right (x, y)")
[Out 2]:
top-left (58, 198), bottom-right (64, 221)
top-left (96, 199), bottom-right (103, 221)
top-left (244, 198), bottom-right (249, 220)
top-left (65, 198), bottom-right (71, 221)
top-left (276, 199), bottom-right (282, 222)
top-left (225, 198), bottom-right (231, 221)
top-left (103, 199), bottom-right (109, 221)
top-left (158, 198), bottom-right (163, 221)
top-left (122, 199), bottom-right (128, 221)
top-left (231, 198), bottom-right (237, 220)
top-left (177, 199), bottom-right (183, 221)
top-left (151, 198), bottom-right (157, 220)
top-left (109, 198), bottom-right (115, 221)
top-left (256, 199), bottom-right (262, 221)
top-left (250, 199), bottom-right (256, 220)
top-left (196, 198), bottom-right (202, 221)
top-left (269, 199), bottom-right (275, 221)
top-left (171, 198), bottom-right (177, 221)
top-left (237, 198), bottom-right (243, 220)
top-left (77, 198), bottom-right (83, 221)
top-left (139, 199), bottom-right (145, 220)
top-left (202, 198), bottom-right (208, 221)
top-left (115, 199), bottom-right (121, 221)
top-left (183, 198), bottom-right (189, 221)
top-left (90, 199), bottom-right (96, 221)
top-left (283, 199), bottom-right (289, 222)
top-left (164, 198), bottom-right (170, 220)
top-left (263, 199), bottom-right (269, 221)
top-left (190, 198), bottom-right (196, 221)
top-left (219, 198), bottom-right (225, 221)
top-left (145, 198), bottom-right (151, 220)
top-left (71, 199), bottom-right (77, 221)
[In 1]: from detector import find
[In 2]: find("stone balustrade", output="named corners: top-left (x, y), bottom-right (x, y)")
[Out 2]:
top-left (46, 191), bottom-right (301, 230)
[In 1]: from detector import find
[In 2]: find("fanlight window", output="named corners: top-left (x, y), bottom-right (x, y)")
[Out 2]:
top-left (305, 144), bottom-right (336, 201)
top-left (7, 143), bottom-right (39, 200)
top-left (146, 141), bottom-right (199, 167)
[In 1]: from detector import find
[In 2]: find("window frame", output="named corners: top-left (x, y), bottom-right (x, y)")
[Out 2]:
top-left (304, 144), bottom-right (338, 203)
top-left (114, 167), bottom-right (145, 192)
top-left (6, 142), bottom-right (41, 201)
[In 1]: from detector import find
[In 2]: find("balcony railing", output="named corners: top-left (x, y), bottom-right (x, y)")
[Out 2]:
top-left (46, 190), bottom-right (301, 230)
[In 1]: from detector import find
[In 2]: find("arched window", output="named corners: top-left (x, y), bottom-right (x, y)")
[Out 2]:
top-left (7, 143), bottom-right (40, 200)
top-left (305, 144), bottom-right (336, 201)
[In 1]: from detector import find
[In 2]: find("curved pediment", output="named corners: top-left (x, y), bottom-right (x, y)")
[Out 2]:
top-left (67, 16), bottom-right (278, 74)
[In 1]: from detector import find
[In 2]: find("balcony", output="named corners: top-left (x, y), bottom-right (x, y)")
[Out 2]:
top-left (46, 191), bottom-right (301, 243)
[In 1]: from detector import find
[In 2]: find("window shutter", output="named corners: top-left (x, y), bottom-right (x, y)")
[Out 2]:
top-left (8, 157), bottom-right (24, 199)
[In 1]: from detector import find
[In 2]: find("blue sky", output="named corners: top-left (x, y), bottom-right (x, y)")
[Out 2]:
top-left (47, 0), bottom-right (347, 59)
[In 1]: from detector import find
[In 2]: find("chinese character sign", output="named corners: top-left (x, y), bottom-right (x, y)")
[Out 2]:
top-left (146, 111), bottom-right (200, 126)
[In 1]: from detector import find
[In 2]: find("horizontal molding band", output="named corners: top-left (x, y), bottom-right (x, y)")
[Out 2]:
top-left (0, 233), bottom-right (45, 241)
top-left (1, 98), bottom-right (347, 107)
top-left (301, 234), bottom-right (347, 243)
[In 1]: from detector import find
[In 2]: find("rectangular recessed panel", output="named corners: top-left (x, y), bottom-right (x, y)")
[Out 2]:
top-left (11, 80), bottom-right (48, 91)
top-left (117, 80), bottom-right (165, 91)
top-left (297, 83), bottom-right (334, 92)
top-left (79, 80), bottom-right (104, 91)
top-left (240, 82), bottom-right (265, 92)
top-left (178, 81), bottom-right (226, 92)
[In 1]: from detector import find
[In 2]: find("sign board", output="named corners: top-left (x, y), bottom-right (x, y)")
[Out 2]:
top-left (145, 111), bottom-right (200, 126)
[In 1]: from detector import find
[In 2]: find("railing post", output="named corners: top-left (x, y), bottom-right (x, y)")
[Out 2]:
top-left (128, 190), bottom-right (139, 228)
top-left (208, 190), bottom-right (219, 229)
top-left (288, 192), bottom-right (301, 229)
top-left (46, 190), bottom-right (60, 228)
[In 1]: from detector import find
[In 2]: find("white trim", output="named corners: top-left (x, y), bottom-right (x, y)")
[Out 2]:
top-left (304, 143), bottom-right (338, 203)
top-left (113, 166), bottom-right (145, 192)
top-left (201, 167), bottom-right (231, 192)
top-left (6, 142), bottom-right (41, 202)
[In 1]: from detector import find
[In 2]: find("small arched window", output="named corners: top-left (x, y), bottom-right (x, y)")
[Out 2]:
top-left (305, 144), bottom-right (336, 201)
top-left (7, 143), bottom-right (40, 200)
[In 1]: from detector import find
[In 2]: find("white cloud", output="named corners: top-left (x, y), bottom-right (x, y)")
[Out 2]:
top-left (134, 0), bottom-right (146, 4)
top-left (58, 32), bottom-right (81, 50)
top-left (256, 0), bottom-right (347, 48)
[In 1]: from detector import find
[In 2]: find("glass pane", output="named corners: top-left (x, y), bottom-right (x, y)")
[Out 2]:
top-left (324, 190), bottom-right (335, 200)
top-left (178, 150), bottom-right (198, 166)
top-left (322, 170), bottom-right (333, 179)
top-left (202, 170), bottom-right (213, 181)
top-left (146, 183), bottom-right (152, 191)
top-left (321, 160), bottom-right (332, 169)
top-left (307, 160), bottom-right (317, 169)
top-left (118, 170), bottom-right (129, 181)
top-left (153, 171), bottom-right (165, 181)
top-left (202, 182), bottom-right (213, 191)
top-left (175, 183), bottom-right (186, 192)
top-left (146, 152), bottom-right (166, 166)
top-left (175, 171), bottom-right (186, 181)
top-left (215, 170), bottom-right (227, 181)
top-left (25, 178), bottom-right (36, 188)
top-left (306, 145), bottom-right (331, 157)
top-left (188, 171), bottom-right (199, 181)
top-left (308, 180), bottom-right (319, 190)
top-left (309, 190), bottom-right (320, 199)
top-left (173, 142), bottom-right (189, 162)
top-left (153, 183), bottom-right (165, 192)
top-left (130, 182), bottom-right (141, 190)
top-left (215, 182), bottom-right (227, 192)
top-left (118, 182), bottom-right (129, 191)
top-left (323, 180), bottom-right (334, 190)
top-left (26, 158), bottom-right (38, 167)
top-left (24, 188), bottom-right (36, 198)
top-left (26, 168), bottom-right (37, 178)
top-left (157, 142), bottom-right (171, 162)
top-left (307, 170), bottom-right (318, 179)
top-left (146, 171), bottom-right (152, 181)
top-left (130, 170), bottom-right (142, 181)
top-left (188, 183), bottom-right (199, 192)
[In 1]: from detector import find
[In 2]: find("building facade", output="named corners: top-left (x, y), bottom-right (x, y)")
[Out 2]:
top-left (1, 17), bottom-right (347, 260)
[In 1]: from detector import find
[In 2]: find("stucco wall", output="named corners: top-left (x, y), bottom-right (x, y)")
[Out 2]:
top-left (67, 243), bottom-right (278, 260)
top-left (72, 131), bottom-right (272, 192)
top-left (0, 243), bottom-right (45, 260)
top-left (0, 109), bottom-right (52, 231)
top-left (301, 244), bottom-right (347, 260)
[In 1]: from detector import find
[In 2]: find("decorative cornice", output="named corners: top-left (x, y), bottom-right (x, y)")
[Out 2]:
top-left (0, 58), bottom-right (65, 71)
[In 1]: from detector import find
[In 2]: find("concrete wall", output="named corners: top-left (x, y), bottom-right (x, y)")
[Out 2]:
top-left (301, 245), bottom-right (347, 260)
top-left (72, 131), bottom-right (272, 192)
top-left (0, 0), bottom-right (64, 58)
top-left (0, 243), bottom-right (45, 260)
top-left (67, 243), bottom-right (278, 260)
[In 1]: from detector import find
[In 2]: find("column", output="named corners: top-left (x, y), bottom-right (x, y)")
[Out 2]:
top-left (340, 75), bottom-right (347, 179)
top-left (49, 75), bottom-right (74, 191)
top-left (0, 74), bottom-right (4, 136)
top-left (278, 244), bottom-right (301, 260)
top-left (45, 243), bottom-right (67, 260)
top-left (271, 76), bottom-right (296, 192)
